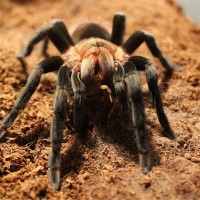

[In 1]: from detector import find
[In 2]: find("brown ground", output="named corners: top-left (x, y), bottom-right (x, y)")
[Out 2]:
top-left (0, 0), bottom-right (200, 199)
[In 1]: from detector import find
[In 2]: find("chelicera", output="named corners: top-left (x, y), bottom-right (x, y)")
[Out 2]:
top-left (0, 13), bottom-right (179, 189)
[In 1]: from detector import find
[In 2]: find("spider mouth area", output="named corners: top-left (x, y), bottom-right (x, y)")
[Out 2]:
top-left (94, 64), bottom-right (101, 75)
top-left (80, 50), bottom-right (115, 83)
top-left (92, 63), bottom-right (103, 82)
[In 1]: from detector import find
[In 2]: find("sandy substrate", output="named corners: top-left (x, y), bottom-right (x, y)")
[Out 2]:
top-left (0, 0), bottom-right (200, 199)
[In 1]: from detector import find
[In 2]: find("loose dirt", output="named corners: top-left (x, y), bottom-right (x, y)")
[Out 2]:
top-left (0, 0), bottom-right (200, 199)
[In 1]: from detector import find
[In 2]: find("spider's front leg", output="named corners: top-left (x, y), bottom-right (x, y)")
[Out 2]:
top-left (0, 56), bottom-right (63, 140)
top-left (114, 62), bottom-right (151, 173)
top-left (123, 30), bottom-right (182, 72)
top-left (71, 70), bottom-right (87, 136)
top-left (49, 65), bottom-right (70, 190)
top-left (129, 56), bottom-right (176, 140)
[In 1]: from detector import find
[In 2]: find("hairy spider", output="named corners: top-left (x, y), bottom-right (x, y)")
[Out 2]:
top-left (0, 13), bottom-right (178, 190)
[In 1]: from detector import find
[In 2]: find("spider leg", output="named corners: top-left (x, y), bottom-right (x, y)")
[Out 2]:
top-left (71, 70), bottom-right (87, 136)
top-left (17, 19), bottom-right (74, 60)
top-left (113, 63), bottom-right (126, 100)
top-left (49, 65), bottom-right (70, 190)
top-left (123, 61), bottom-right (150, 174)
top-left (114, 62), bottom-right (150, 174)
top-left (129, 56), bottom-right (176, 139)
top-left (111, 13), bottom-right (125, 45)
top-left (123, 30), bottom-right (182, 72)
top-left (40, 37), bottom-right (49, 57)
top-left (0, 56), bottom-right (64, 140)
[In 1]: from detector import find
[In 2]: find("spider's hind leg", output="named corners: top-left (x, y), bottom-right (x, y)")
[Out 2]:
top-left (40, 37), bottom-right (49, 58)
top-left (123, 30), bottom-right (182, 72)
top-left (111, 12), bottom-right (126, 45)
top-left (129, 56), bottom-right (176, 140)
top-left (17, 19), bottom-right (74, 72)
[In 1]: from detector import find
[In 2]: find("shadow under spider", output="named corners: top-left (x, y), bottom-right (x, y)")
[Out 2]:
top-left (60, 136), bottom-right (85, 178)
top-left (60, 102), bottom-right (162, 181)
top-left (96, 106), bottom-right (160, 167)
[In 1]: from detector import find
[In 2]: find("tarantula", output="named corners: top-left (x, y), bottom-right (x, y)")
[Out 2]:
top-left (0, 13), bottom-right (178, 189)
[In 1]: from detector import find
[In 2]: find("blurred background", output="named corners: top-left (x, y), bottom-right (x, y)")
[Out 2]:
top-left (177, 0), bottom-right (200, 24)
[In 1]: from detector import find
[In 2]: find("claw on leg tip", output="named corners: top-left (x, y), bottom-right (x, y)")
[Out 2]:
top-left (49, 168), bottom-right (61, 190)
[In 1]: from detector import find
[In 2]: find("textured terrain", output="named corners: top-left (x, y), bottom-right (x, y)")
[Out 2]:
top-left (0, 0), bottom-right (200, 199)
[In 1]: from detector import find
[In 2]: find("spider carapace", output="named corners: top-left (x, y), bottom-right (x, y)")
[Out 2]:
top-left (62, 38), bottom-right (128, 83)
